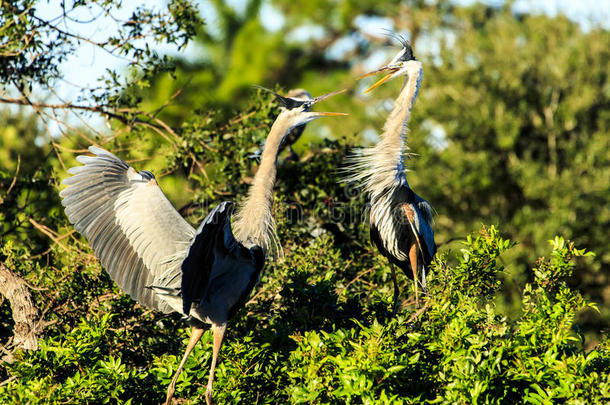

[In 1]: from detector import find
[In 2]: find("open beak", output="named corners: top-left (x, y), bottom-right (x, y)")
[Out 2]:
top-left (310, 89), bottom-right (349, 117)
top-left (311, 88), bottom-right (347, 104)
top-left (311, 112), bottom-right (349, 117)
top-left (358, 66), bottom-right (399, 94)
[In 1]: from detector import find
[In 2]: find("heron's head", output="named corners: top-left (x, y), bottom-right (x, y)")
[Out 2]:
top-left (257, 87), bottom-right (348, 128)
top-left (286, 88), bottom-right (312, 104)
top-left (359, 35), bottom-right (421, 93)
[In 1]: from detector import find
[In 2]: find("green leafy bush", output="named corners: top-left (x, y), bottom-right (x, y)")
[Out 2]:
top-left (2, 228), bottom-right (607, 404)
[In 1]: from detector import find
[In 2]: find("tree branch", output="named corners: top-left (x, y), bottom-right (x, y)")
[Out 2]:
top-left (0, 262), bottom-right (40, 354)
top-left (0, 96), bottom-right (176, 134)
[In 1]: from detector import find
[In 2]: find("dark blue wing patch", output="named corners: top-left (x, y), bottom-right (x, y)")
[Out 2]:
top-left (180, 201), bottom-right (233, 315)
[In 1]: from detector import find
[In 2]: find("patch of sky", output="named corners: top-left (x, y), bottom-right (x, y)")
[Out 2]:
top-left (325, 32), bottom-right (367, 62)
top-left (353, 15), bottom-right (394, 37)
top-left (260, 2), bottom-right (285, 32)
top-left (416, 29), bottom-right (455, 67)
top-left (456, 0), bottom-right (610, 31)
top-left (421, 120), bottom-right (449, 151)
top-left (286, 25), bottom-right (326, 43)
top-left (224, 0), bottom-right (247, 16)
top-left (361, 127), bottom-right (380, 145)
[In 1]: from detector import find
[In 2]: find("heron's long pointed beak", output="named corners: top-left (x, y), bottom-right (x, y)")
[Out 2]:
top-left (357, 67), bottom-right (393, 80)
top-left (311, 88), bottom-right (347, 104)
top-left (310, 89), bottom-right (348, 117)
top-left (312, 112), bottom-right (349, 117)
top-left (359, 66), bottom-right (399, 94)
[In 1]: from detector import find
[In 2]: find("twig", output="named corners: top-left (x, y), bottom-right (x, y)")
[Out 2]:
top-left (4, 155), bottom-right (20, 198)
top-left (407, 302), bottom-right (429, 323)
top-left (28, 218), bottom-right (71, 253)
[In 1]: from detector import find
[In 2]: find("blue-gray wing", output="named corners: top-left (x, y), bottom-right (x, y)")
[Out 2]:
top-left (414, 197), bottom-right (437, 261)
top-left (60, 146), bottom-right (196, 313)
top-left (180, 201), bottom-right (234, 315)
top-left (180, 201), bottom-right (265, 319)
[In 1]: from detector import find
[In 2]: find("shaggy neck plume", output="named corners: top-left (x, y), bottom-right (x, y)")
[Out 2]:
top-left (345, 67), bottom-right (423, 199)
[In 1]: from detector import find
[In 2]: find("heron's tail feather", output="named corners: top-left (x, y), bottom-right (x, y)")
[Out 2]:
top-left (420, 265), bottom-right (427, 291)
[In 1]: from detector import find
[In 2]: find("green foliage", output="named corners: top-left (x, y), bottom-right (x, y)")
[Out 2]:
top-left (5, 313), bottom-right (144, 403)
top-left (445, 226), bottom-right (515, 298)
top-left (2, 227), bottom-right (608, 403)
top-left (0, 0), bottom-right (201, 105)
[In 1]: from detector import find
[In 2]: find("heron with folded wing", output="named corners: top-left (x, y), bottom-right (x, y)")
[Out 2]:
top-left (344, 35), bottom-right (436, 313)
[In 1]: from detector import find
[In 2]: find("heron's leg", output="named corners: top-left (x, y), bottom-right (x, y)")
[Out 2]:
top-left (390, 264), bottom-right (400, 316)
top-left (409, 243), bottom-right (419, 307)
top-left (205, 323), bottom-right (227, 405)
top-left (165, 326), bottom-right (205, 405)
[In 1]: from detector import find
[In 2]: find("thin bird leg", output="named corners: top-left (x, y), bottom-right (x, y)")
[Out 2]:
top-left (165, 326), bottom-right (205, 405)
top-left (205, 323), bottom-right (227, 405)
top-left (409, 243), bottom-right (419, 308)
top-left (390, 263), bottom-right (400, 316)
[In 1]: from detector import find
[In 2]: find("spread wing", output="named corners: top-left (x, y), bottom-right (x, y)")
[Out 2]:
top-left (180, 201), bottom-right (265, 316)
top-left (60, 146), bottom-right (196, 313)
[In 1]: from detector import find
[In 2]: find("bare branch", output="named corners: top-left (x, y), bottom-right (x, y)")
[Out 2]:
top-left (0, 262), bottom-right (41, 354)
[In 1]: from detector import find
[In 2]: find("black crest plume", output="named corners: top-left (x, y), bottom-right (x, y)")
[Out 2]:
top-left (254, 86), bottom-right (307, 110)
top-left (382, 29), bottom-right (416, 61)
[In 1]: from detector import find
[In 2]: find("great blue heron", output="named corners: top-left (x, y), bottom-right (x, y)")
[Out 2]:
top-left (60, 89), bottom-right (346, 404)
top-left (344, 37), bottom-right (436, 312)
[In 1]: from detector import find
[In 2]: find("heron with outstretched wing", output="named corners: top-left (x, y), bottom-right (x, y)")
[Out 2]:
top-left (60, 88), bottom-right (346, 404)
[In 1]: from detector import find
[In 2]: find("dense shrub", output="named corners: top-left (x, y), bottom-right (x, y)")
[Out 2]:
top-left (1, 227), bottom-right (607, 404)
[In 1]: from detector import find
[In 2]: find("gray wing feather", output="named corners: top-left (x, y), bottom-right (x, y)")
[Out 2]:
top-left (61, 146), bottom-right (196, 313)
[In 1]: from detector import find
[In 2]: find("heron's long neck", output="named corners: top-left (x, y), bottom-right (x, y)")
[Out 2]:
top-left (378, 68), bottom-right (422, 161)
top-left (233, 117), bottom-right (292, 255)
top-left (348, 68), bottom-right (422, 198)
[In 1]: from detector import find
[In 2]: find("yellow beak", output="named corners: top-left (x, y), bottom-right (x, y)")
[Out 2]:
top-left (359, 66), bottom-right (399, 94)
top-left (310, 89), bottom-right (348, 117)
top-left (312, 112), bottom-right (349, 117)
top-left (311, 88), bottom-right (347, 104)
